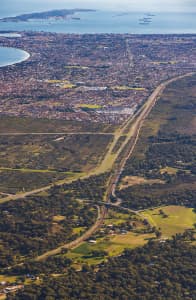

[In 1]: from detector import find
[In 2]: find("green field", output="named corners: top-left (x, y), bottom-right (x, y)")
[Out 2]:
top-left (65, 209), bottom-right (154, 265)
top-left (143, 205), bottom-right (196, 238)
top-left (66, 204), bottom-right (196, 266)
top-left (104, 210), bottom-right (131, 225)
top-left (67, 231), bottom-right (155, 265)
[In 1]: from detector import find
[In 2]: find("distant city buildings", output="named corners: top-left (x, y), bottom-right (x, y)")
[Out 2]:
top-left (0, 33), bottom-right (195, 124)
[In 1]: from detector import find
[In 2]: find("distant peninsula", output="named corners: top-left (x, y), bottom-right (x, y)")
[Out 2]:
top-left (0, 9), bottom-right (96, 22)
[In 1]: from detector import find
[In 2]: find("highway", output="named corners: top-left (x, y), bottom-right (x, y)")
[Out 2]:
top-left (103, 72), bottom-right (194, 207)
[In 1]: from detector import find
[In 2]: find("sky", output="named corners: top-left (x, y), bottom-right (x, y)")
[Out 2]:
top-left (1, 0), bottom-right (196, 15)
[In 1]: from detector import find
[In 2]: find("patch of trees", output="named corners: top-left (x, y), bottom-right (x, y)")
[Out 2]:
top-left (119, 75), bottom-right (196, 210)
top-left (146, 134), bottom-right (196, 167)
top-left (122, 133), bottom-right (196, 180)
top-left (117, 184), bottom-right (196, 210)
top-left (9, 234), bottom-right (196, 299)
top-left (9, 255), bottom-right (72, 276)
top-left (0, 170), bottom-right (65, 193)
top-left (0, 193), bottom-right (96, 267)
top-left (59, 173), bottom-right (110, 202)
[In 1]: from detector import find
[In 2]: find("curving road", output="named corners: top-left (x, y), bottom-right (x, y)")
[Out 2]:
top-left (35, 205), bottom-right (107, 261)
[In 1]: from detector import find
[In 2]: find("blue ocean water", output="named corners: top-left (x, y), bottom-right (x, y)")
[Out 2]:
top-left (0, 10), bottom-right (195, 34)
top-left (0, 47), bottom-right (30, 67)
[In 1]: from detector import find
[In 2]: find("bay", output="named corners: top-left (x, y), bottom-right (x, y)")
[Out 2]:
top-left (0, 47), bottom-right (30, 67)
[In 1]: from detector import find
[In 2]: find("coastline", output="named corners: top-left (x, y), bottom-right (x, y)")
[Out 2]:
top-left (0, 47), bottom-right (30, 67)
top-left (0, 33), bottom-right (21, 37)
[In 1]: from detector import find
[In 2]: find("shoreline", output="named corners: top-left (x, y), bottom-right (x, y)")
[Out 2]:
top-left (0, 33), bottom-right (21, 37)
top-left (0, 46), bottom-right (30, 68)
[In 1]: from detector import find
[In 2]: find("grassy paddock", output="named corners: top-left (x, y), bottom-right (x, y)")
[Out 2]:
top-left (66, 231), bottom-right (154, 265)
top-left (143, 205), bottom-right (196, 238)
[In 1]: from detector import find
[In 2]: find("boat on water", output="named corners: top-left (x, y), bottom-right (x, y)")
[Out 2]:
top-left (139, 19), bottom-right (151, 23)
top-left (138, 15), bottom-right (152, 25)
top-left (146, 13), bottom-right (156, 17)
top-left (139, 22), bottom-right (150, 25)
top-left (139, 17), bottom-right (152, 21)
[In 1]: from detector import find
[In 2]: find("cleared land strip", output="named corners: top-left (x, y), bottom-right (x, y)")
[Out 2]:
top-left (0, 132), bottom-right (113, 136)
top-left (0, 167), bottom-right (78, 174)
top-left (0, 173), bottom-right (82, 204)
top-left (0, 185), bottom-right (52, 204)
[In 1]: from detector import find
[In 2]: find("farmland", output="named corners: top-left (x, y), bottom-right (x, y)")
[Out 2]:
top-left (142, 206), bottom-right (196, 238)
